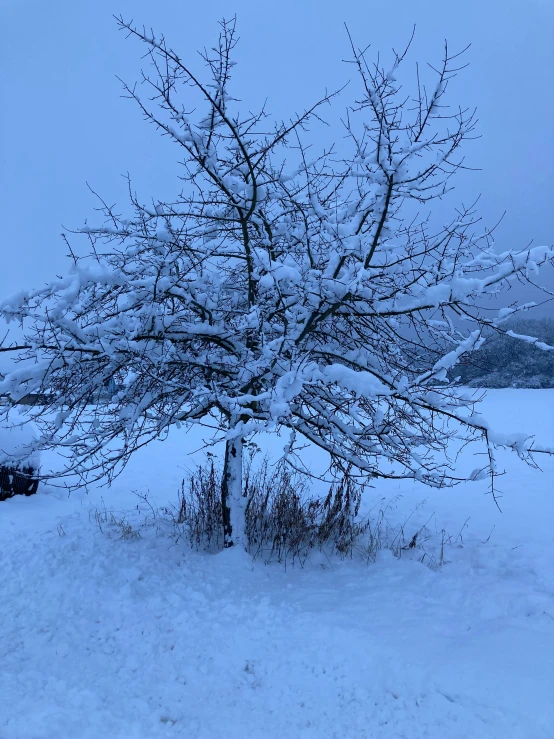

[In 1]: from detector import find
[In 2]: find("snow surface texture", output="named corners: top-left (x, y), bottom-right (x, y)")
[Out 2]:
top-left (1, 390), bottom-right (553, 738)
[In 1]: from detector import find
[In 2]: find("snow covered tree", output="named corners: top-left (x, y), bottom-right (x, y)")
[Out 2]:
top-left (1, 18), bottom-right (553, 547)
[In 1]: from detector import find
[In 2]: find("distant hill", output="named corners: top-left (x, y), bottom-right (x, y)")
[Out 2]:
top-left (453, 317), bottom-right (554, 388)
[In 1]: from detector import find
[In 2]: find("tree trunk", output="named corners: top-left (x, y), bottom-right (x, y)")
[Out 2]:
top-left (221, 433), bottom-right (245, 549)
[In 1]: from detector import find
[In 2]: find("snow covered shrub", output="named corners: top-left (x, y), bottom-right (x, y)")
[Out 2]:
top-left (168, 459), bottom-right (224, 551)
top-left (166, 453), bottom-right (370, 563)
top-left (0, 464), bottom-right (39, 501)
top-left (0, 416), bottom-right (40, 501)
top-left (245, 460), bottom-right (369, 563)
top-left (1, 18), bottom-right (553, 548)
top-left (163, 456), bottom-right (453, 567)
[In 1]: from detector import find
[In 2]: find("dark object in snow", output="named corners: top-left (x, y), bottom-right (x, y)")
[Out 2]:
top-left (0, 464), bottom-right (39, 501)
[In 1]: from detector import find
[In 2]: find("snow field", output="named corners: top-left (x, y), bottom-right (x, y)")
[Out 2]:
top-left (1, 390), bottom-right (553, 738)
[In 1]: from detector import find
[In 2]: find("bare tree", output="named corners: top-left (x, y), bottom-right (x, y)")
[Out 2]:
top-left (1, 17), bottom-right (553, 548)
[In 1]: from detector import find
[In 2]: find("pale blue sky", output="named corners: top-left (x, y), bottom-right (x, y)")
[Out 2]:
top-left (1, 0), bottom-right (553, 310)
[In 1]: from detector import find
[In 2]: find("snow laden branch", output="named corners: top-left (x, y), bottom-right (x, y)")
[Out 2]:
top-left (1, 18), bottom-right (553, 543)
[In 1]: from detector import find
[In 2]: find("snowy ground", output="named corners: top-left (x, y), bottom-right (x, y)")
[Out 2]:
top-left (1, 390), bottom-right (553, 738)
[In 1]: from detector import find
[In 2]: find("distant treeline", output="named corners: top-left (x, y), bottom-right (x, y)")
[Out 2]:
top-left (453, 317), bottom-right (554, 388)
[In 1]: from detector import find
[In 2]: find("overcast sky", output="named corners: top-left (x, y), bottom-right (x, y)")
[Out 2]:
top-left (1, 0), bottom-right (553, 315)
